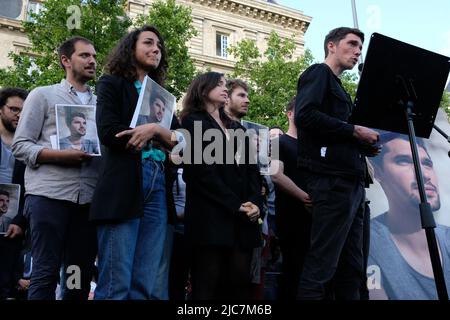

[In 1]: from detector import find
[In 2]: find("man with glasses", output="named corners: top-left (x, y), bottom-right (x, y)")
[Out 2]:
top-left (0, 88), bottom-right (28, 299)
top-left (0, 87), bottom-right (28, 225)
top-left (1, 88), bottom-right (28, 180)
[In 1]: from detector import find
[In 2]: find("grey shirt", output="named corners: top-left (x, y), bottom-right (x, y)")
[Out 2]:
top-left (12, 79), bottom-right (99, 204)
top-left (0, 215), bottom-right (12, 232)
top-left (369, 213), bottom-right (450, 300)
top-left (0, 140), bottom-right (14, 183)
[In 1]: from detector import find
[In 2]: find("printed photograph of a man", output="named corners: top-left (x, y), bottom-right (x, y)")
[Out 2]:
top-left (367, 130), bottom-right (450, 300)
top-left (131, 75), bottom-right (175, 130)
top-left (149, 93), bottom-right (166, 123)
top-left (56, 105), bottom-right (100, 156)
top-left (0, 184), bottom-right (20, 234)
top-left (241, 120), bottom-right (270, 175)
top-left (136, 92), bottom-right (167, 127)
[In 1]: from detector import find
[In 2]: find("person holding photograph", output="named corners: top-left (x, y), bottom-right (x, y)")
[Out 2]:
top-left (0, 87), bottom-right (29, 300)
top-left (0, 87), bottom-right (28, 239)
top-left (180, 72), bottom-right (263, 300)
top-left (90, 25), bottom-right (181, 300)
top-left (12, 36), bottom-right (99, 300)
top-left (59, 111), bottom-right (99, 155)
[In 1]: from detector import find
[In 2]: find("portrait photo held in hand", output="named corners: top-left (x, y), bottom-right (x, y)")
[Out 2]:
top-left (55, 104), bottom-right (101, 156)
top-left (0, 183), bottom-right (20, 234)
top-left (366, 110), bottom-right (450, 300)
top-left (130, 75), bottom-right (175, 130)
top-left (241, 120), bottom-right (270, 175)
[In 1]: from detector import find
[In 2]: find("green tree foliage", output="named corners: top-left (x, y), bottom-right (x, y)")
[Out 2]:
top-left (228, 31), bottom-right (314, 129)
top-left (440, 91), bottom-right (450, 119)
top-left (134, 0), bottom-right (197, 99)
top-left (0, 0), bottom-right (131, 90)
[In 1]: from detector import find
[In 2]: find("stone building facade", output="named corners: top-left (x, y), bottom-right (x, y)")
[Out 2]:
top-left (0, 0), bottom-right (311, 74)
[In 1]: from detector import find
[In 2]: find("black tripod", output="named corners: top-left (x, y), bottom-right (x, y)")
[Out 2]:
top-left (400, 76), bottom-right (448, 300)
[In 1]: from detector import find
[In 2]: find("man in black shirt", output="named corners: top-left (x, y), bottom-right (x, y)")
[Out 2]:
top-left (295, 27), bottom-right (379, 300)
top-left (271, 98), bottom-right (312, 300)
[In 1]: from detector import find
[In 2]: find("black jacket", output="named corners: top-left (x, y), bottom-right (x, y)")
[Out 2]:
top-left (90, 75), bottom-right (180, 223)
top-left (89, 74), bottom-right (143, 222)
top-left (294, 63), bottom-right (366, 179)
top-left (181, 110), bottom-right (262, 249)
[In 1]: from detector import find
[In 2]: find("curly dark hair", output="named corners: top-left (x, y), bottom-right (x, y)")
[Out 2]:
top-left (105, 25), bottom-right (168, 86)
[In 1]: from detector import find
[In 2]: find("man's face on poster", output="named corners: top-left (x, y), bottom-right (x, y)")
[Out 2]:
top-left (377, 138), bottom-right (441, 211)
top-left (69, 116), bottom-right (87, 138)
top-left (151, 97), bottom-right (166, 122)
top-left (0, 194), bottom-right (9, 215)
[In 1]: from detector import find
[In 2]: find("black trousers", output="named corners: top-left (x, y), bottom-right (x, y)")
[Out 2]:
top-left (169, 230), bottom-right (191, 300)
top-left (190, 245), bottom-right (253, 300)
top-left (0, 237), bottom-right (22, 299)
top-left (297, 173), bottom-right (365, 300)
top-left (360, 200), bottom-right (371, 300)
top-left (25, 195), bottom-right (97, 300)
top-left (276, 205), bottom-right (312, 300)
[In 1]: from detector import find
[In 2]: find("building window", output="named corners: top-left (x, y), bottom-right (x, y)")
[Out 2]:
top-left (216, 33), bottom-right (229, 58)
top-left (27, 1), bottom-right (44, 22)
top-left (0, 0), bottom-right (23, 20)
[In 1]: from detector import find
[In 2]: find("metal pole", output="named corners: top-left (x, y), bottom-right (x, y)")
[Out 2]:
top-left (351, 0), bottom-right (360, 29)
top-left (351, 0), bottom-right (364, 64)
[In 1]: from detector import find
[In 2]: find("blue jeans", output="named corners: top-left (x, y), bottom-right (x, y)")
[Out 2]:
top-left (94, 159), bottom-right (168, 300)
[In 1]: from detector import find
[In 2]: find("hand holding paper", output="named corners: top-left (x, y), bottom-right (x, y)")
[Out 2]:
top-left (239, 201), bottom-right (262, 224)
top-left (116, 123), bottom-right (160, 151)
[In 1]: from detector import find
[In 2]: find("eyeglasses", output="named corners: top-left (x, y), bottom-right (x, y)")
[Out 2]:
top-left (4, 105), bottom-right (22, 115)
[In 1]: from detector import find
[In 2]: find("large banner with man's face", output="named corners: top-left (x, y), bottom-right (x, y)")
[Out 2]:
top-left (366, 109), bottom-right (450, 300)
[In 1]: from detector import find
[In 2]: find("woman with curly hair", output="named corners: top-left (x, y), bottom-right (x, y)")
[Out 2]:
top-left (90, 25), bottom-right (178, 300)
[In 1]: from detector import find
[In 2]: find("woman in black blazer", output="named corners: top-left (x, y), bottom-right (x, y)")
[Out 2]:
top-left (180, 72), bottom-right (263, 300)
top-left (90, 25), bottom-right (179, 300)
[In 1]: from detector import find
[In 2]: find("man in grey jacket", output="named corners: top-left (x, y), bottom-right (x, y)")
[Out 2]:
top-left (12, 36), bottom-right (98, 300)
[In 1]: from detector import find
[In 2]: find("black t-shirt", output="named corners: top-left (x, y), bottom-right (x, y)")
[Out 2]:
top-left (274, 134), bottom-right (305, 218)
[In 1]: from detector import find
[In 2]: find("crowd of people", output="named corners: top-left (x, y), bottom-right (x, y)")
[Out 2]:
top-left (0, 24), bottom-right (448, 301)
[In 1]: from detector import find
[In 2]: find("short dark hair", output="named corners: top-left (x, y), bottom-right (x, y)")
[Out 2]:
top-left (0, 88), bottom-right (28, 108)
top-left (0, 189), bottom-right (9, 198)
top-left (285, 96), bottom-right (296, 112)
top-left (226, 79), bottom-right (248, 97)
top-left (370, 132), bottom-right (429, 170)
top-left (150, 93), bottom-right (166, 107)
top-left (324, 27), bottom-right (364, 58)
top-left (58, 36), bottom-right (94, 71)
top-left (65, 111), bottom-right (86, 127)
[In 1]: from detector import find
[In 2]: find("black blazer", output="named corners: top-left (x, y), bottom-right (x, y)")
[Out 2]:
top-left (181, 110), bottom-right (262, 250)
top-left (89, 75), bottom-right (144, 222)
